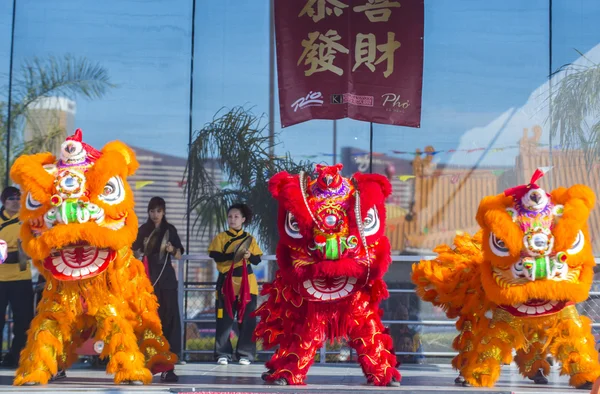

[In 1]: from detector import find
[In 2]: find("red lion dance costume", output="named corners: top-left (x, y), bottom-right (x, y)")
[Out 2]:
top-left (254, 164), bottom-right (400, 387)
top-left (412, 169), bottom-right (600, 390)
top-left (10, 130), bottom-right (176, 385)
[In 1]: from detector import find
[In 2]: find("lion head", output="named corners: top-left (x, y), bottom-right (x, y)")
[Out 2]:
top-left (10, 129), bottom-right (139, 281)
top-left (476, 169), bottom-right (596, 316)
top-left (268, 164), bottom-right (391, 302)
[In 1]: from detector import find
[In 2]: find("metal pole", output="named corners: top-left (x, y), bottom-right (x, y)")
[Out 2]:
top-left (5, 0), bottom-right (17, 186)
top-left (185, 0), bottom-right (197, 255)
top-left (547, 0), bottom-right (554, 189)
top-left (269, 0), bottom-right (275, 158)
top-left (369, 122), bottom-right (374, 173)
top-left (183, 0), bottom-right (197, 362)
top-left (332, 120), bottom-right (337, 163)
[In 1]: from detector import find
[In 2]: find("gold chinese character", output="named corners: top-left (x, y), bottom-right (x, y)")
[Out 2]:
top-left (353, 0), bottom-right (401, 23)
top-left (299, 0), bottom-right (349, 23)
top-left (297, 30), bottom-right (350, 76)
top-left (352, 33), bottom-right (377, 72)
top-left (353, 32), bottom-right (401, 78)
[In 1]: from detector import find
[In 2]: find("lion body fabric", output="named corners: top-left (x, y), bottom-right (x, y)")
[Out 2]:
top-left (254, 164), bottom-right (400, 386)
top-left (10, 130), bottom-right (176, 385)
top-left (412, 178), bottom-right (600, 389)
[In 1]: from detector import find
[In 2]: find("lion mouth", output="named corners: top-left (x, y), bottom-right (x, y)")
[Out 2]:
top-left (302, 276), bottom-right (357, 301)
top-left (43, 244), bottom-right (115, 281)
top-left (500, 299), bottom-right (566, 317)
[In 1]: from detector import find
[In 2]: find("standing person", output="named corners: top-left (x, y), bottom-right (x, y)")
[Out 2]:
top-left (0, 186), bottom-right (34, 368)
top-left (132, 197), bottom-right (183, 382)
top-left (208, 203), bottom-right (262, 366)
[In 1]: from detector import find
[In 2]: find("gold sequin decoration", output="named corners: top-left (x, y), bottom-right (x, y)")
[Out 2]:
top-left (523, 352), bottom-right (542, 373)
top-left (478, 347), bottom-right (502, 363)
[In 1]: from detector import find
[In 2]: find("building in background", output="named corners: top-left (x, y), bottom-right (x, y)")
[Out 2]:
top-left (23, 97), bottom-right (75, 156)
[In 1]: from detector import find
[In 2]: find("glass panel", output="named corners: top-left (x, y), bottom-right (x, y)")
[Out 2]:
top-left (552, 0), bottom-right (600, 337)
top-left (9, 0), bottom-right (193, 255)
top-left (376, 0), bottom-right (549, 360)
top-left (0, 0), bottom-right (14, 189)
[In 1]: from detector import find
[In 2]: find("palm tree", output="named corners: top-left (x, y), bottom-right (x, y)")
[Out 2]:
top-left (1, 54), bottom-right (114, 187)
top-left (550, 51), bottom-right (600, 166)
top-left (186, 106), bottom-right (314, 253)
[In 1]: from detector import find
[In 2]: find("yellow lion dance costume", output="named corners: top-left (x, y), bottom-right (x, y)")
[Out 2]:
top-left (412, 169), bottom-right (600, 390)
top-left (10, 130), bottom-right (176, 385)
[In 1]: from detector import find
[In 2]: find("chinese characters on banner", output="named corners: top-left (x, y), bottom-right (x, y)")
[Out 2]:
top-left (275, 0), bottom-right (424, 128)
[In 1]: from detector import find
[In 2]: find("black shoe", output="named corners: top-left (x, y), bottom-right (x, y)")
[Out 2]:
top-left (161, 370), bottom-right (179, 383)
top-left (529, 369), bottom-right (548, 385)
top-left (261, 369), bottom-right (274, 381)
top-left (50, 369), bottom-right (67, 381)
top-left (576, 381), bottom-right (593, 390)
top-left (272, 378), bottom-right (288, 386)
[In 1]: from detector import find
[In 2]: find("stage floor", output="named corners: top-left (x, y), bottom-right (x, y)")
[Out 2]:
top-left (0, 362), bottom-right (590, 393)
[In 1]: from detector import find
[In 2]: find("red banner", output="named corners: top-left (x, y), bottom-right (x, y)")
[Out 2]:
top-left (275, 0), bottom-right (424, 128)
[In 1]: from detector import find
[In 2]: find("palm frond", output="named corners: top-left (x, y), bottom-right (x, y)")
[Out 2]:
top-left (550, 57), bottom-right (600, 168)
top-left (0, 54), bottom-right (113, 187)
top-left (186, 106), bottom-right (314, 252)
top-left (15, 125), bottom-right (65, 156)
top-left (13, 54), bottom-right (114, 115)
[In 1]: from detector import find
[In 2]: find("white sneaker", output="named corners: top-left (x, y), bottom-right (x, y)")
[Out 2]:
top-left (217, 357), bottom-right (228, 365)
top-left (238, 358), bottom-right (251, 365)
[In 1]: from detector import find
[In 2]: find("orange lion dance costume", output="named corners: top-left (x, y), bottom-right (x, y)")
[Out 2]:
top-left (10, 130), bottom-right (176, 385)
top-left (412, 169), bottom-right (600, 390)
top-left (254, 164), bottom-right (400, 387)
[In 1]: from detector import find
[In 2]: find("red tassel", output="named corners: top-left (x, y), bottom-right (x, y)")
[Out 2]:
top-left (142, 256), bottom-right (151, 280)
top-left (237, 260), bottom-right (251, 324)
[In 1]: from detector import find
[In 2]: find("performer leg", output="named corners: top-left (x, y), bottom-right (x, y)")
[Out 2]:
top-left (236, 294), bottom-right (257, 362)
top-left (515, 341), bottom-right (550, 384)
top-left (62, 316), bottom-right (95, 371)
top-left (156, 288), bottom-right (182, 358)
top-left (461, 311), bottom-right (517, 387)
top-left (263, 326), bottom-right (326, 385)
top-left (13, 295), bottom-right (74, 385)
top-left (214, 291), bottom-right (234, 361)
top-left (548, 309), bottom-right (600, 389)
top-left (0, 282), bottom-right (9, 358)
top-left (347, 304), bottom-right (400, 386)
top-left (124, 265), bottom-right (177, 374)
top-left (95, 303), bottom-right (152, 384)
top-left (7, 280), bottom-right (34, 365)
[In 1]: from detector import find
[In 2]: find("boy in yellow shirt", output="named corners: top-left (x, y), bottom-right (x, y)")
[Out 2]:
top-left (0, 186), bottom-right (33, 368)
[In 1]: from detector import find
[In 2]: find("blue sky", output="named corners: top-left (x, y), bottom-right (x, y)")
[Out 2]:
top-left (1, 0), bottom-right (599, 168)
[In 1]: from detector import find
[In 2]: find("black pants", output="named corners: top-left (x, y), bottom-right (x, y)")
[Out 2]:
top-left (214, 293), bottom-right (257, 362)
top-left (0, 280), bottom-right (34, 361)
top-left (155, 287), bottom-right (182, 358)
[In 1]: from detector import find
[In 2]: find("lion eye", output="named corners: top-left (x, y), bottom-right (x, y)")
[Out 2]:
top-left (98, 176), bottom-right (125, 205)
top-left (567, 231), bottom-right (584, 255)
top-left (285, 211), bottom-right (302, 239)
top-left (363, 208), bottom-right (380, 236)
top-left (25, 193), bottom-right (43, 211)
top-left (490, 233), bottom-right (510, 256)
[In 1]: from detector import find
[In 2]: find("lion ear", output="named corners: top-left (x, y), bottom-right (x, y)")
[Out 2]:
top-left (268, 171), bottom-right (295, 199)
top-left (352, 172), bottom-right (392, 198)
top-left (475, 193), bottom-right (515, 229)
top-left (101, 141), bottom-right (139, 176)
top-left (10, 153), bottom-right (56, 189)
top-left (552, 185), bottom-right (596, 211)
